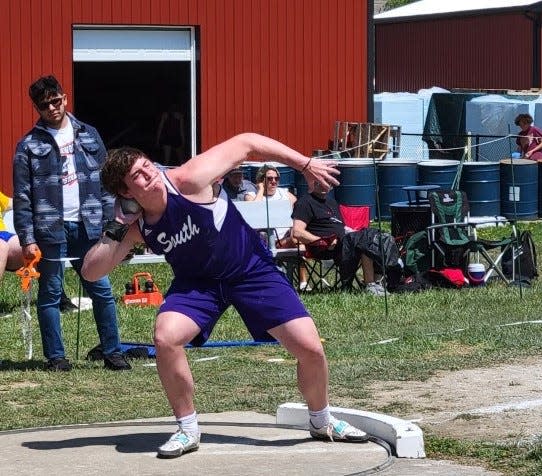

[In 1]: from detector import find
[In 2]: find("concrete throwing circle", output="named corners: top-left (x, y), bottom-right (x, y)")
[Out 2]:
top-left (0, 412), bottom-right (389, 475)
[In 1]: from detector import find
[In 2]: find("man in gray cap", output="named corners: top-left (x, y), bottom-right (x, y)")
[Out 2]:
top-left (222, 167), bottom-right (257, 201)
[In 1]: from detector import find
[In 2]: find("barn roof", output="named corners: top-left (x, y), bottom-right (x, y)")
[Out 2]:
top-left (375, 0), bottom-right (542, 22)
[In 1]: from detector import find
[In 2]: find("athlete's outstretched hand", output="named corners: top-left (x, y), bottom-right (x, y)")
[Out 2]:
top-left (301, 157), bottom-right (340, 193)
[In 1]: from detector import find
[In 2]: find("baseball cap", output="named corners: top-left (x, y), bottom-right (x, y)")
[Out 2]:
top-left (226, 167), bottom-right (244, 176)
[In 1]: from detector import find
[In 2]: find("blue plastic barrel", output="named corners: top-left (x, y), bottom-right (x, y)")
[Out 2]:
top-left (334, 159), bottom-right (376, 219)
top-left (459, 162), bottom-right (500, 217)
top-left (500, 158), bottom-right (538, 220)
top-left (243, 161), bottom-right (260, 183)
top-left (275, 163), bottom-right (295, 191)
top-left (417, 160), bottom-right (460, 190)
top-left (239, 162), bottom-right (252, 179)
top-left (377, 159), bottom-right (419, 219)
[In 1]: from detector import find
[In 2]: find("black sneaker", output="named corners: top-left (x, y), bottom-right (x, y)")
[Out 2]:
top-left (103, 352), bottom-right (132, 371)
top-left (46, 358), bottom-right (73, 372)
top-left (86, 344), bottom-right (104, 361)
top-left (59, 295), bottom-right (78, 313)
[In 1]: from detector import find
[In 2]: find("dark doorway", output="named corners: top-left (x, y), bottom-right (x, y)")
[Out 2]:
top-left (73, 61), bottom-right (192, 165)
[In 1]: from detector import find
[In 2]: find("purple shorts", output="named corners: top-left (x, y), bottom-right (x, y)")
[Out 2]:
top-left (159, 260), bottom-right (310, 346)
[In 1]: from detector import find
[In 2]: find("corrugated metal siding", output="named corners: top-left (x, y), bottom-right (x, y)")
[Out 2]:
top-left (0, 0), bottom-right (369, 194)
top-left (376, 13), bottom-right (532, 93)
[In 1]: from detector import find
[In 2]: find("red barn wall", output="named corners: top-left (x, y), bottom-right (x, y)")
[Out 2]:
top-left (0, 0), bottom-right (369, 194)
top-left (376, 12), bottom-right (533, 93)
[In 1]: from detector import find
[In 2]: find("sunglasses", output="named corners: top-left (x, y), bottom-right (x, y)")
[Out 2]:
top-left (265, 176), bottom-right (279, 183)
top-left (36, 96), bottom-right (63, 111)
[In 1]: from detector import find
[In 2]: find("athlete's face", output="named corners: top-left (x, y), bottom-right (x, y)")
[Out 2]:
top-left (123, 157), bottom-right (163, 204)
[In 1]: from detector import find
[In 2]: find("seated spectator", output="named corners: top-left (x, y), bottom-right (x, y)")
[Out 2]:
top-left (515, 113), bottom-right (542, 161)
top-left (247, 164), bottom-right (298, 245)
top-left (246, 164), bottom-right (297, 206)
top-left (247, 165), bottom-right (310, 290)
top-left (291, 181), bottom-right (400, 295)
top-left (0, 191), bottom-right (76, 311)
top-left (222, 167), bottom-right (257, 201)
top-left (0, 191), bottom-right (23, 281)
top-left (0, 234), bottom-right (20, 283)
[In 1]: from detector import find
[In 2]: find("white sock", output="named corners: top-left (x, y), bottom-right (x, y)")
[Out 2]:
top-left (176, 411), bottom-right (199, 435)
top-left (309, 405), bottom-right (330, 429)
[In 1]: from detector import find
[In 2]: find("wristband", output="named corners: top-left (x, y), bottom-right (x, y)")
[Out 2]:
top-left (301, 157), bottom-right (312, 173)
top-left (104, 220), bottom-right (129, 242)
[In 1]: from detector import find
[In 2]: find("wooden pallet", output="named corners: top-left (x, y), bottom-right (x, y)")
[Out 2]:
top-left (331, 121), bottom-right (399, 159)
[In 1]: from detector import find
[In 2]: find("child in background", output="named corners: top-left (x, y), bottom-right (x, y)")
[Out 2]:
top-left (0, 191), bottom-right (76, 311)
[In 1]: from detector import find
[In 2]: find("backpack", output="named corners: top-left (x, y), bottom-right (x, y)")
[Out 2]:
top-left (503, 231), bottom-right (538, 281)
top-left (387, 272), bottom-right (432, 293)
top-left (403, 231), bottom-right (432, 276)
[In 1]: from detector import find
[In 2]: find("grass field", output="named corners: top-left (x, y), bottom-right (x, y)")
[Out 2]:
top-left (1, 221), bottom-right (542, 474)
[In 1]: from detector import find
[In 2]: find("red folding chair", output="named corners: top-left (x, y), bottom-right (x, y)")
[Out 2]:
top-left (339, 204), bottom-right (370, 231)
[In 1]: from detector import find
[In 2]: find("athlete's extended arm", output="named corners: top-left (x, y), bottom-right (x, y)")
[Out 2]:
top-left (169, 133), bottom-right (339, 194)
top-left (81, 224), bottom-right (142, 281)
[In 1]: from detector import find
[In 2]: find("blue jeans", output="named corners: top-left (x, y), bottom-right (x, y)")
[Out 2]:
top-left (36, 221), bottom-right (121, 360)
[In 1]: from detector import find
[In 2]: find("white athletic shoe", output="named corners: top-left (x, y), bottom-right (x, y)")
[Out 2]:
top-left (309, 416), bottom-right (369, 442)
top-left (365, 282), bottom-right (386, 297)
top-left (157, 428), bottom-right (200, 458)
top-left (299, 282), bottom-right (313, 292)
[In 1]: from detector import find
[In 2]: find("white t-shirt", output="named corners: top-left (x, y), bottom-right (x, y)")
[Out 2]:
top-left (47, 122), bottom-right (80, 221)
top-left (267, 187), bottom-right (290, 201)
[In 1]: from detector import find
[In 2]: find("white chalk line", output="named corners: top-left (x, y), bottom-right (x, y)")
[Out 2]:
top-left (468, 399), bottom-right (542, 415)
top-left (370, 329), bottom-right (465, 345)
top-left (371, 321), bottom-right (542, 346)
top-left (497, 320), bottom-right (542, 327)
top-left (415, 399), bottom-right (542, 424)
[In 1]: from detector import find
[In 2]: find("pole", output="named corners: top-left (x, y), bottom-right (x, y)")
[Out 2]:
top-left (371, 138), bottom-right (388, 317)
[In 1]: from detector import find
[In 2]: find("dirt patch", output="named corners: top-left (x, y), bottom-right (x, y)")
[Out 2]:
top-left (365, 355), bottom-right (542, 443)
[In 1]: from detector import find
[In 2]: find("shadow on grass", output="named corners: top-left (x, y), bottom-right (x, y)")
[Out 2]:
top-left (0, 359), bottom-right (44, 371)
top-left (0, 303), bottom-right (17, 315)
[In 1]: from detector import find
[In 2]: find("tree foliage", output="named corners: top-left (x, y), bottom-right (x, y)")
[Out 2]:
top-left (384, 0), bottom-right (416, 11)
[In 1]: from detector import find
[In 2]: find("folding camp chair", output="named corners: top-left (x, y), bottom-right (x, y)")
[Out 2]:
top-left (426, 189), bottom-right (519, 284)
top-left (302, 234), bottom-right (340, 292)
top-left (301, 205), bottom-right (371, 292)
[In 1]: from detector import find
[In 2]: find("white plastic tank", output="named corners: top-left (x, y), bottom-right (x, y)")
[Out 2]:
top-left (466, 95), bottom-right (530, 162)
top-left (374, 92), bottom-right (427, 160)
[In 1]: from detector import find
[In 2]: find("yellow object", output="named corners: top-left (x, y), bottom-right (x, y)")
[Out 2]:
top-left (0, 191), bottom-right (11, 231)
